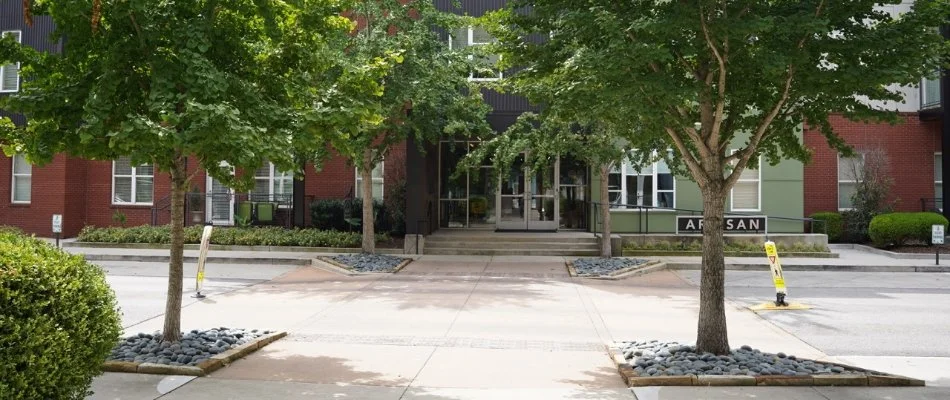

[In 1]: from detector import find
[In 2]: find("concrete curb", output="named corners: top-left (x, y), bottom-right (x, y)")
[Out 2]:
top-left (664, 262), bottom-right (950, 273)
top-left (312, 256), bottom-right (412, 276)
top-left (82, 254), bottom-right (312, 265)
top-left (64, 241), bottom-right (406, 255)
top-left (623, 250), bottom-right (838, 259)
top-left (605, 344), bottom-right (924, 387)
top-left (101, 331), bottom-right (287, 376)
top-left (830, 243), bottom-right (939, 260)
top-left (567, 260), bottom-right (668, 280)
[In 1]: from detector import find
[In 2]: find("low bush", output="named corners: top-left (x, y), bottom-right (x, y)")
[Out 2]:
top-left (809, 212), bottom-right (843, 242)
top-left (310, 198), bottom-right (391, 233)
top-left (78, 225), bottom-right (390, 248)
top-left (868, 212), bottom-right (949, 248)
top-left (1, 230), bottom-right (121, 399)
top-left (623, 241), bottom-right (829, 253)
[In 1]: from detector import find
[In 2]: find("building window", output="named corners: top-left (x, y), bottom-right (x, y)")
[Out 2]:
top-left (731, 152), bottom-right (761, 211)
top-left (1, 30), bottom-right (22, 93)
top-left (936, 153), bottom-right (943, 201)
top-left (355, 162), bottom-right (384, 200)
top-left (112, 157), bottom-right (154, 205)
top-left (609, 152), bottom-right (675, 209)
top-left (252, 162), bottom-right (293, 202)
top-left (11, 154), bottom-right (30, 203)
top-left (837, 153), bottom-right (864, 210)
top-left (449, 26), bottom-right (502, 81)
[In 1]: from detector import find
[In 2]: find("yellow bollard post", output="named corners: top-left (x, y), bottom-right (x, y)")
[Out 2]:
top-left (193, 224), bottom-right (213, 299)
top-left (750, 241), bottom-right (811, 312)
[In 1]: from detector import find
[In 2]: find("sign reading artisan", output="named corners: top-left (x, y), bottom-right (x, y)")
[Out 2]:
top-left (676, 216), bottom-right (767, 234)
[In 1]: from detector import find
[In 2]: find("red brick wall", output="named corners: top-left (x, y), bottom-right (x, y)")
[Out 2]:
top-left (1, 145), bottom-right (409, 236)
top-left (804, 114), bottom-right (942, 216)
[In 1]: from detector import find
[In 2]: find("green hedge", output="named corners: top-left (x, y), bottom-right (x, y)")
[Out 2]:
top-left (623, 241), bottom-right (829, 253)
top-left (77, 225), bottom-right (390, 248)
top-left (868, 212), bottom-right (949, 248)
top-left (1, 229), bottom-right (121, 399)
top-left (309, 198), bottom-right (391, 233)
top-left (810, 212), bottom-right (843, 242)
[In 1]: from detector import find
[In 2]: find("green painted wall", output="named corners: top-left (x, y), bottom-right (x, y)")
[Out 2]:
top-left (590, 132), bottom-right (805, 234)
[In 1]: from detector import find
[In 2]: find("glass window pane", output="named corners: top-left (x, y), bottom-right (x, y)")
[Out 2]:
top-left (441, 142), bottom-right (468, 198)
top-left (657, 173), bottom-right (674, 191)
top-left (838, 155), bottom-right (863, 181)
top-left (451, 28), bottom-right (468, 49)
top-left (114, 177), bottom-right (132, 203)
top-left (937, 183), bottom-right (943, 200)
top-left (13, 176), bottom-right (30, 202)
top-left (255, 164), bottom-right (271, 178)
top-left (252, 179), bottom-right (270, 198)
top-left (656, 159), bottom-right (671, 174)
top-left (838, 182), bottom-right (856, 209)
top-left (114, 157), bottom-right (133, 175)
top-left (607, 173), bottom-right (621, 192)
top-left (1, 63), bottom-right (17, 90)
top-left (657, 192), bottom-right (674, 208)
top-left (936, 154), bottom-right (943, 182)
top-left (471, 27), bottom-right (493, 44)
top-left (733, 181), bottom-right (759, 210)
top-left (372, 182), bottom-right (384, 200)
top-left (372, 163), bottom-right (384, 179)
top-left (13, 154), bottom-right (30, 174)
top-left (608, 191), bottom-right (621, 207)
top-left (135, 177), bottom-right (153, 203)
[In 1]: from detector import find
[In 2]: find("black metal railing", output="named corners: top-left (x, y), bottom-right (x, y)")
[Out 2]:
top-left (151, 192), bottom-right (310, 228)
top-left (590, 201), bottom-right (825, 236)
top-left (921, 198), bottom-right (943, 212)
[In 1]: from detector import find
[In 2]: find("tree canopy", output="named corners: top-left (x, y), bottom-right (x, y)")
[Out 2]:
top-left (484, 0), bottom-right (950, 354)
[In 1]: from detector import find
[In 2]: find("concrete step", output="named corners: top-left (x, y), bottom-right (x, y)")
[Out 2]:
top-left (425, 241), bottom-right (600, 251)
top-left (423, 248), bottom-right (601, 256)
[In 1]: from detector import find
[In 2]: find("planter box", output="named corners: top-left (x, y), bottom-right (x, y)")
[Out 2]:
top-left (621, 250), bottom-right (838, 258)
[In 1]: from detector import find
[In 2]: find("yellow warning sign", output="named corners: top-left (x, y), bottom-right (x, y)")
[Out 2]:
top-left (764, 241), bottom-right (787, 295)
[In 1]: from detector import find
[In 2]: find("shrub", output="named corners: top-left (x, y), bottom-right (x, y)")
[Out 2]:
top-left (77, 225), bottom-right (391, 248)
top-left (0, 231), bottom-right (121, 399)
top-left (310, 198), bottom-right (389, 232)
top-left (868, 212), bottom-right (949, 248)
top-left (810, 212), bottom-right (843, 242)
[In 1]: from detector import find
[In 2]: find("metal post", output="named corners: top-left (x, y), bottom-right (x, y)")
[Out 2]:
top-left (55, 232), bottom-right (60, 248)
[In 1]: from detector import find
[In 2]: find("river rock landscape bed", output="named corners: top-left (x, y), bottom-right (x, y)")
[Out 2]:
top-left (573, 257), bottom-right (648, 276)
top-left (330, 253), bottom-right (408, 272)
top-left (620, 340), bottom-right (860, 377)
top-left (107, 328), bottom-right (270, 366)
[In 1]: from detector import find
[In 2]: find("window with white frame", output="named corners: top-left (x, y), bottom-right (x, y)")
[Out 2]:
top-left (1, 30), bottom-right (22, 92)
top-left (112, 157), bottom-right (154, 205)
top-left (731, 152), bottom-right (761, 211)
top-left (355, 162), bottom-right (384, 200)
top-left (449, 26), bottom-right (502, 81)
top-left (837, 153), bottom-right (864, 210)
top-left (252, 162), bottom-right (293, 202)
top-left (11, 154), bottom-right (31, 203)
top-left (609, 152), bottom-right (675, 209)
top-left (936, 153), bottom-right (943, 201)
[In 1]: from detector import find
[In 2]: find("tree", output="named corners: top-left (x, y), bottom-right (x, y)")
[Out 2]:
top-left (842, 146), bottom-right (895, 242)
top-left (490, 0), bottom-right (950, 354)
top-left (1, 0), bottom-right (353, 343)
top-left (330, 0), bottom-right (491, 253)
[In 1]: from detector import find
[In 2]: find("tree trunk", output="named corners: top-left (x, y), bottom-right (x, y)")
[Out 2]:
top-left (695, 185), bottom-right (730, 355)
top-left (361, 149), bottom-right (375, 253)
top-left (162, 155), bottom-right (187, 343)
top-left (599, 165), bottom-right (612, 258)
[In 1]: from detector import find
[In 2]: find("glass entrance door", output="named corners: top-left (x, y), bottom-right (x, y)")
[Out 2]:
top-left (496, 155), bottom-right (559, 231)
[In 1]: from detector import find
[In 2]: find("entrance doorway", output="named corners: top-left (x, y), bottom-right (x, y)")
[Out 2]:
top-left (497, 154), bottom-right (559, 231)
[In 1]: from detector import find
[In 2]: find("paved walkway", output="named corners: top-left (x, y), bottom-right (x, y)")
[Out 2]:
top-left (87, 253), bottom-right (950, 399)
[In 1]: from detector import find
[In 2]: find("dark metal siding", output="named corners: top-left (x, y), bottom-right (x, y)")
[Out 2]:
top-left (1, 0), bottom-right (62, 125)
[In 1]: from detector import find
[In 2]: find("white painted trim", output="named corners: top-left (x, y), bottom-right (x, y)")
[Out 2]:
top-left (609, 150), bottom-right (676, 210)
top-left (111, 157), bottom-right (154, 206)
top-left (10, 154), bottom-right (30, 204)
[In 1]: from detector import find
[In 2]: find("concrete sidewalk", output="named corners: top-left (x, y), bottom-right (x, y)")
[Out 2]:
top-left (87, 254), bottom-right (950, 399)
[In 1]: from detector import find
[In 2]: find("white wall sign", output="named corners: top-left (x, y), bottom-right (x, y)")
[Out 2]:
top-left (51, 214), bottom-right (63, 234)
top-left (933, 225), bottom-right (945, 245)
